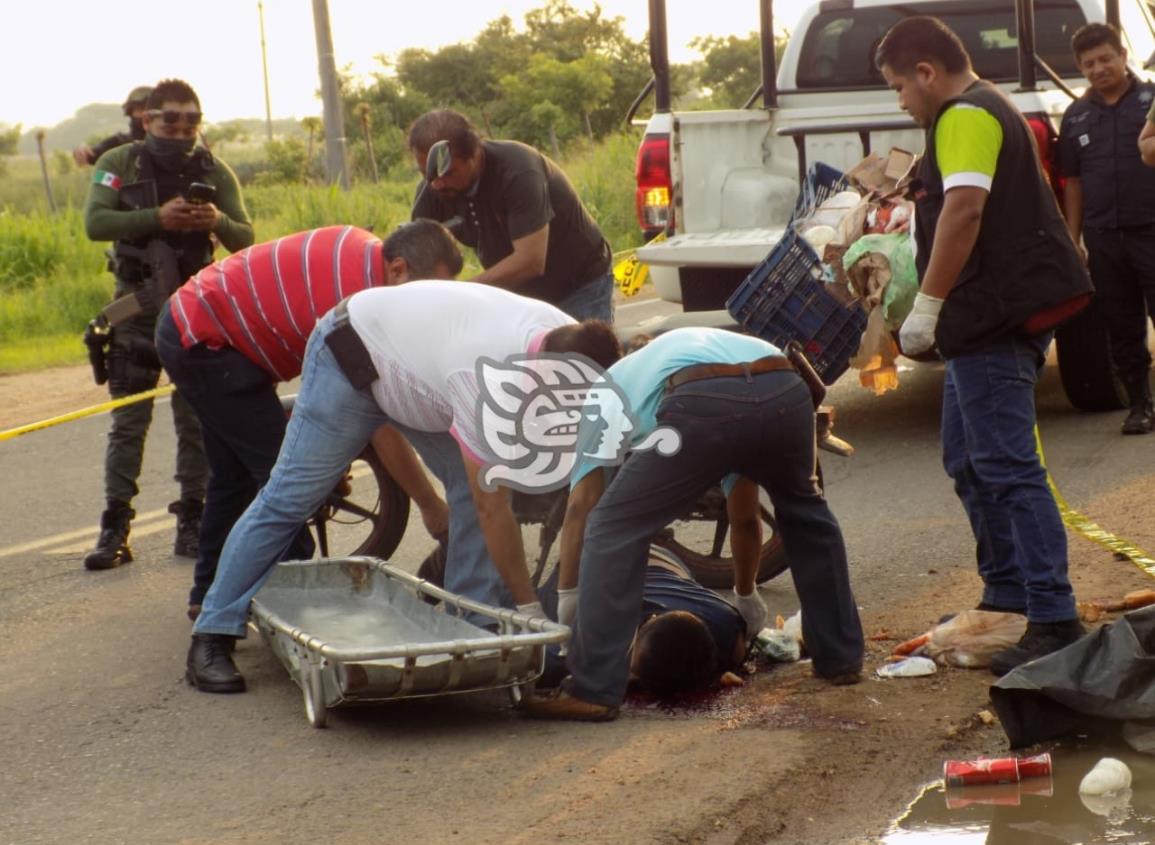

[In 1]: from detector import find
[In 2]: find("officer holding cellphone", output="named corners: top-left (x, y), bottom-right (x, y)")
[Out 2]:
top-left (82, 78), bottom-right (253, 572)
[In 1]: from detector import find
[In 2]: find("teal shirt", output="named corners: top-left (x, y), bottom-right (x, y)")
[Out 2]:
top-left (570, 327), bottom-right (784, 489)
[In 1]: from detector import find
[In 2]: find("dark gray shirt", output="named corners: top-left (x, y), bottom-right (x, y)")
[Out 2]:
top-left (412, 139), bottom-right (611, 305)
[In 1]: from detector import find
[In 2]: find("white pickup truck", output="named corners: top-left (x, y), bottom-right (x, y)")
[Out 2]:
top-left (632, 0), bottom-right (1155, 410)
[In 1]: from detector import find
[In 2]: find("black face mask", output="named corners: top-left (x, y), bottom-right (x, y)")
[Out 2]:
top-left (145, 134), bottom-right (196, 170)
top-left (129, 117), bottom-right (145, 140)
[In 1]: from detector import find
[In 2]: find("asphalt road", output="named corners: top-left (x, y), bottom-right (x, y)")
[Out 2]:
top-left (1, 298), bottom-right (1149, 844)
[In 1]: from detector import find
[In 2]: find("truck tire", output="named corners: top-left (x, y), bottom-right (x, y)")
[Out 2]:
top-left (1055, 309), bottom-right (1126, 412)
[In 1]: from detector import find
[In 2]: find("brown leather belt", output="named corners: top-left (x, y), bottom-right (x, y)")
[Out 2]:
top-left (666, 355), bottom-right (795, 390)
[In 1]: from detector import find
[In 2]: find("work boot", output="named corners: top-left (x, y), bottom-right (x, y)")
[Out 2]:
top-left (83, 500), bottom-right (135, 571)
top-left (1121, 375), bottom-right (1154, 435)
top-left (989, 619), bottom-right (1086, 677)
top-left (186, 634), bottom-right (245, 693)
top-left (168, 498), bottom-right (203, 558)
top-left (1122, 403), bottom-right (1154, 435)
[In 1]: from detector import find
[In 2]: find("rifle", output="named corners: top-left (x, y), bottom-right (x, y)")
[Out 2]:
top-left (102, 240), bottom-right (182, 326)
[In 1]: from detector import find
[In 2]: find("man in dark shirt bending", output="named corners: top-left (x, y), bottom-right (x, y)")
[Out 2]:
top-left (408, 108), bottom-right (614, 322)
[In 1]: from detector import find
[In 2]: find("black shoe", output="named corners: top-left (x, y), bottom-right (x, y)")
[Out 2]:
top-left (169, 499), bottom-right (203, 558)
top-left (816, 664), bottom-right (863, 686)
top-left (83, 500), bottom-right (135, 571)
top-left (1122, 404), bottom-right (1154, 435)
top-left (186, 634), bottom-right (245, 693)
top-left (989, 619), bottom-right (1085, 677)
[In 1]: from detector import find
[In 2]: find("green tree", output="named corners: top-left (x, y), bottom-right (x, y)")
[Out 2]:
top-left (0, 123), bottom-right (20, 177)
top-left (497, 53), bottom-right (614, 151)
top-left (689, 32), bottom-right (790, 108)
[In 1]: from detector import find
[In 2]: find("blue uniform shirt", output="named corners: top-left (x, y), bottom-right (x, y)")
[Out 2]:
top-left (1059, 74), bottom-right (1155, 229)
top-left (570, 327), bottom-right (784, 488)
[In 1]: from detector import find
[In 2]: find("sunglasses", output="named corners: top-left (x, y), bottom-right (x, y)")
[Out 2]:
top-left (147, 109), bottom-right (203, 127)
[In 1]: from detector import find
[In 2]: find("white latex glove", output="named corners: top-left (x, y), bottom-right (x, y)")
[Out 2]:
top-left (557, 587), bottom-right (578, 628)
top-left (898, 291), bottom-right (944, 356)
top-left (733, 588), bottom-right (768, 640)
top-left (516, 600), bottom-right (548, 621)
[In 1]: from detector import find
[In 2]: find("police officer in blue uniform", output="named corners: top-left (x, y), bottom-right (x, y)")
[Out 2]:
top-left (1060, 23), bottom-right (1155, 434)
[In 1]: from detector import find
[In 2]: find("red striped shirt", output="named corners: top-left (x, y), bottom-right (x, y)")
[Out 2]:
top-left (170, 225), bottom-right (385, 381)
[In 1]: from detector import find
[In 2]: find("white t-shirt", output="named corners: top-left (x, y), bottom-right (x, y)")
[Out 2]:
top-left (345, 281), bottom-right (574, 460)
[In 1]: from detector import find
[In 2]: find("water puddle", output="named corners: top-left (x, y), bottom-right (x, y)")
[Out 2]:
top-left (882, 746), bottom-right (1155, 843)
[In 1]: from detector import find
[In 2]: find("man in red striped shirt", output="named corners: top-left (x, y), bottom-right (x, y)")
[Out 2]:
top-left (156, 220), bottom-right (462, 619)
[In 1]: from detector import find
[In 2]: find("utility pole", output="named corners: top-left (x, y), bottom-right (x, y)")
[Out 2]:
top-left (258, 1), bottom-right (273, 142)
top-left (35, 130), bottom-right (57, 215)
top-left (311, 0), bottom-right (348, 189)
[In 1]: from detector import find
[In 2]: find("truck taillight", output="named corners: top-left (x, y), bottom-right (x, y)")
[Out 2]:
top-left (635, 133), bottom-right (672, 234)
top-left (1026, 115), bottom-right (1065, 199)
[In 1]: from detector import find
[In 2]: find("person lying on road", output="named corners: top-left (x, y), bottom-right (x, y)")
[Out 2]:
top-left (537, 544), bottom-right (751, 697)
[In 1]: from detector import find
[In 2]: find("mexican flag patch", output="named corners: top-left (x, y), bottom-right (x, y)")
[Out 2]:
top-left (94, 170), bottom-right (121, 190)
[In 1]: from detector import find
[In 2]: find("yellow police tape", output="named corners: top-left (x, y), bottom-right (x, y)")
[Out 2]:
top-left (613, 232), bottom-right (668, 298)
top-left (0, 385), bottom-right (175, 443)
top-left (1036, 426), bottom-right (1155, 578)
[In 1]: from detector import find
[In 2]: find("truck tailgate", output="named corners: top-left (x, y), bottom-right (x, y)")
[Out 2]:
top-left (637, 227), bottom-right (786, 268)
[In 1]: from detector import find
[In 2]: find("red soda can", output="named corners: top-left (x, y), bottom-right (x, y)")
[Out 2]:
top-left (1016, 753), bottom-right (1053, 780)
top-left (943, 757), bottom-right (1021, 787)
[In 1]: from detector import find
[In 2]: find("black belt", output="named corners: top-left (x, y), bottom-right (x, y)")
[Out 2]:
top-left (666, 356), bottom-right (794, 390)
top-left (325, 299), bottom-right (377, 389)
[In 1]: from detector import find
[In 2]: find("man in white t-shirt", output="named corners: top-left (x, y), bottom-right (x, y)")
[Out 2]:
top-left (186, 281), bottom-right (621, 693)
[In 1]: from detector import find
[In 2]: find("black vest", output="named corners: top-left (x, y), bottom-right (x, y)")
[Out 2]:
top-left (915, 81), bottom-right (1093, 358)
top-left (115, 143), bottom-right (215, 280)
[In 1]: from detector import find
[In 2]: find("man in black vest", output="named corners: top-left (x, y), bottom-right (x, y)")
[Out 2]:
top-left (1061, 23), bottom-right (1155, 434)
top-left (82, 79), bottom-right (253, 571)
top-left (876, 17), bottom-right (1092, 675)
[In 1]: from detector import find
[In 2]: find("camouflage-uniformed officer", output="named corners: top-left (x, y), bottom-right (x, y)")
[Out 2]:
top-left (72, 86), bottom-right (152, 167)
top-left (81, 78), bottom-right (253, 570)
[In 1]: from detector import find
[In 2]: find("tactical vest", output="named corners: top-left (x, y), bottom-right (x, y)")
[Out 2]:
top-left (114, 143), bottom-right (215, 283)
top-left (915, 81), bottom-right (1093, 358)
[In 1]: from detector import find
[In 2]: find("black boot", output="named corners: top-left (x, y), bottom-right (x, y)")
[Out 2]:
top-left (1121, 374), bottom-right (1154, 435)
top-left (168, 498), bottom-right (203, 558)
top-left (83, 500), bottom-right (135, 571)
top-left (990, 619), bottom-right (1086, 676)
top-left (186, 634), bottom-right (245, 693)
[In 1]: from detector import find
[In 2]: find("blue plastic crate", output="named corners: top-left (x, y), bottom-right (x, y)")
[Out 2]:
top-left (726, 228), bottom-right (868, 385)
top-left (790, 162), bottom-right (851, 227)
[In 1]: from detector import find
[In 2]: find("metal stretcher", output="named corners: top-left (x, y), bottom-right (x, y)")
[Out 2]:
top-left (249, 557), bottom-right (569, 728)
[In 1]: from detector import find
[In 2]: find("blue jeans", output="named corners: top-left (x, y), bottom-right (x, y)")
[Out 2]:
top-left (193, 310), bottom-right (391, 637)
top-left (554, 271), bottom-right (614, 322)
top-left (941, 332), bottom-right (1076, 623)
top-left (566, 372), bottom-right (864, 706)
top-left (155, 303), bottom-right (313, 607)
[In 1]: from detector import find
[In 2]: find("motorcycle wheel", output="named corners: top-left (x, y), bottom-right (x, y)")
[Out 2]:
top-left (661, 504), bottom-right (789, 590)
top-left (311, 445), bottom-right (411, 560)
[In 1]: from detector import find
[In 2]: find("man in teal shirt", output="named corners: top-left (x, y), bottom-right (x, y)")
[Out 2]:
top-left (525, 327), bottom-right (864, 720)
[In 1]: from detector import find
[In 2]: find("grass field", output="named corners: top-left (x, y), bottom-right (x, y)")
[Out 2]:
top-left (0, 132), bottom-right (644, 374)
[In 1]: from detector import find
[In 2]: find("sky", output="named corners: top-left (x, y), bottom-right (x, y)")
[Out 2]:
top-left (0, 0), bottom-right (812, 128)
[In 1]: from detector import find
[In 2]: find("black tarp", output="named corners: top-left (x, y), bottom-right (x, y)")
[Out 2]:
top-left (990, 605), bottom-right (1155, 749)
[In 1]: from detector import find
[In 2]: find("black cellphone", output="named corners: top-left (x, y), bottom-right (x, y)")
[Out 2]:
top-left (186, 182), bottom-right (216, 204)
